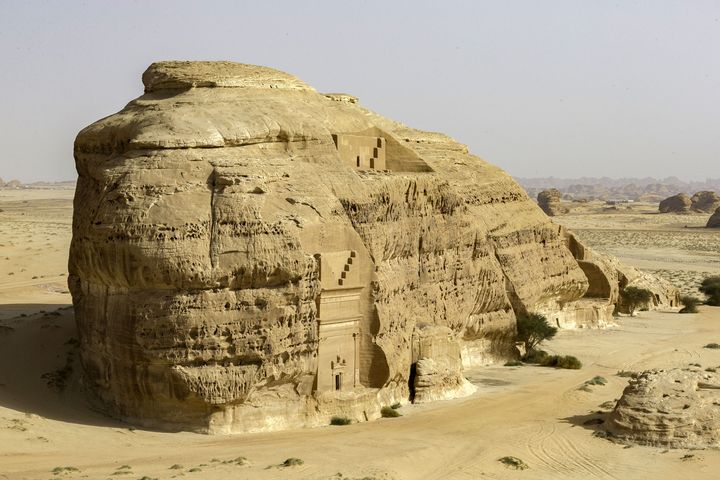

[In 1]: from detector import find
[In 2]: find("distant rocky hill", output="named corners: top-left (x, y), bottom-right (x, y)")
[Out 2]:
top-left (0, 178), bottom-right (75, 189)
top-left (517, 177), bottom-right (720, 202)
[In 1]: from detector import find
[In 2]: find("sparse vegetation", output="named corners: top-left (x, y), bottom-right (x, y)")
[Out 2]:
top-left (498, 456), bottom-right (529, 470)
top-left (169, 464), bottom-right (183, 470)
top-left (620, 286), bottom-right (653, 316)
top-left (51, 466), bottom-right (80, 476)
top-left (282, 457), bottom-right (304, 467)
top-left (542, 355), bottom-right (582, 369)
top-left (700, 276), bottom-right (720, 306)
top-left (704, 343), bottom-right (720, 349)
top-left (616, 370), bottom-right (636, 378)
top-left (381, 406), bottom-right (401, 418)
top-left (390, 402), bottom-right (401, 409)
top-left (679, 295), bottom-right (701, 313)
top-left (585, 376), bottom-right (607, 386)
top-left (522, 349), bottom-right (582, 369)
top-left (504, 360), bottom-right (523, 367)
top-left (330, 416), bottom-right (352, 426)
top-left (516, 313), bottom-right (557, 351)
top-left (522, 349), bottom-right (549, 364)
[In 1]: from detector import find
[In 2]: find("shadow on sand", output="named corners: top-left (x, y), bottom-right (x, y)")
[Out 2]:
top-left (0, 304), bottom-right (128, 430)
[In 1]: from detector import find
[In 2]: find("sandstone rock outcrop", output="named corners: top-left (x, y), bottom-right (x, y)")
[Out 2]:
top-left (691, 190), bottom-right (720, 213)
top-left (559, 230), bottom-right (678, 326)
top-left (608, 369), bottom-right (720, 448)
top-left (708, 207), bottom-right (720, 228)
top-left (69, 61), bottom-right (676, 434)
top-left (411, 325), bottom-right (475, 403)
top-left (658, 193), bottom-right (691, 213)
top-left (537, 188), bottom-right (568, 216)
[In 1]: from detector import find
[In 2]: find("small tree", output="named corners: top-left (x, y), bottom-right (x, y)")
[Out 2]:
top-left (700, 276), bottom-right (720, 306)
top-left (679, 295), bottom-right (701, 313)
top-left (516, 313), bottom-right (557, 352)
top-left (620, 286), bottom-right (653, 316)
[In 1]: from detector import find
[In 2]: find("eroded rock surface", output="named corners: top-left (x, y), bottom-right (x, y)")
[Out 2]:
top-left (608, 369), bottom-right (720, 449)
top-left (659, 193), bottom-right (691, 213)
top-left (537, 189), bottom-right (568, 216)
top-left (708, 207), bottom-right (720, 228)
top-left (691, 191), bottom-right (720, 213)
top-left (70, 61), bottom-right (676, 433)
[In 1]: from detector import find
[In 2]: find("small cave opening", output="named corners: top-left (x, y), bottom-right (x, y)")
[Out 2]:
top-left (408, 362), bottom-right (417, 402)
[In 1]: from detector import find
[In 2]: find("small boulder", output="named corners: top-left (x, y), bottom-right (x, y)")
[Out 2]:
top-left (537, 189), bottom-right (568, 216)
top-left (691, 191), bottom-right (720, 213)
top-left (708, 207), bottom-right (720, 228)
top-left (658, 193), bottom-right (691, 213)
top-left (607, 368), bottom-right (720, 449)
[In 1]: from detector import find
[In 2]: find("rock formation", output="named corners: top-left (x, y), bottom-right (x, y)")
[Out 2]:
top-left (70, 61), bottom-right (678, 434)
top-left (537, 188), bottom-right (568, 216)
top-left (691, 190), bottom-right (720, 213)
top-left (658, 193), bottom-right (691, 213)
top-left (608, 369), bottom-right (720, 449)
top-left (708, 207), bottom-right (720, 228)
top-left (1, 179), bottom-right (22, 189)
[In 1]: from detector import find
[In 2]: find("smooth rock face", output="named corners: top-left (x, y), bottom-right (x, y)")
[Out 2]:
top-left (708, 207), bottom-right (720, 228)
top-left (658, 193), bottom-right (691, 213)
top-left (691, 191), bottom-right (720, 213)
top-left (69, 61), bottom-right (673, 433)
top-left (537, 188), bottom-right (568, 216)
top-left (608, 369), bottom-right (720, 449)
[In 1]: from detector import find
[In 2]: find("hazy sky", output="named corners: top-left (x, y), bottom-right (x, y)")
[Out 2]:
top-left (1, 0), bottom-right (719, 182)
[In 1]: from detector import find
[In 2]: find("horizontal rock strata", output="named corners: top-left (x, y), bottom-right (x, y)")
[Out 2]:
top-left (608, 369), bottom-right (720, 449)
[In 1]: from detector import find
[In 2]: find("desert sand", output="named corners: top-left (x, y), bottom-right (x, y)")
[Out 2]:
top-left (2, 189), bottom-right (720, 479)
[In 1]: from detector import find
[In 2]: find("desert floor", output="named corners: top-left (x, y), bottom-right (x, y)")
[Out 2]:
top-left (2, 190), bottom-right (720, 480)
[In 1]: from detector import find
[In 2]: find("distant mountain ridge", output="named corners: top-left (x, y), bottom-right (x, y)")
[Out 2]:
top-left (516, 177), bottom-right (720, 201)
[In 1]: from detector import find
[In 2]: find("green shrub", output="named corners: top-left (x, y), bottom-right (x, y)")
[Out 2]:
top-left (522, 350), bottom-right (581, 369)
top-left (700, 276), bottom-right (720, 306)
top-left (330, 416), bottom-right (352, 426)
top-left (381, 406), bottom-right (401, 418)
top-left (522, 349), bottom-right (550, 364)
top-left (704, 343), bottom-right (720, 349)
top-left (542, 355), bottom-right (582, 369)
top-left (282, 458), bottom-right (304, 467)
top-left (516, 313), bottom-right (557, 351)
top-left (679, 295), bottom-right (701, 313)
top-left (585, 376), bottom-right (607, 386)
top-left (498, 456), bottom-right (529, 470)
top-left (51, 466), bottom-right (80, 475)
top-left (620, 286), bottom-right (654, 316)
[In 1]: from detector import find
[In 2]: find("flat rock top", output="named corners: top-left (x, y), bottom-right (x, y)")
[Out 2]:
top-left (142, 61), bottom-right (315, 92)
